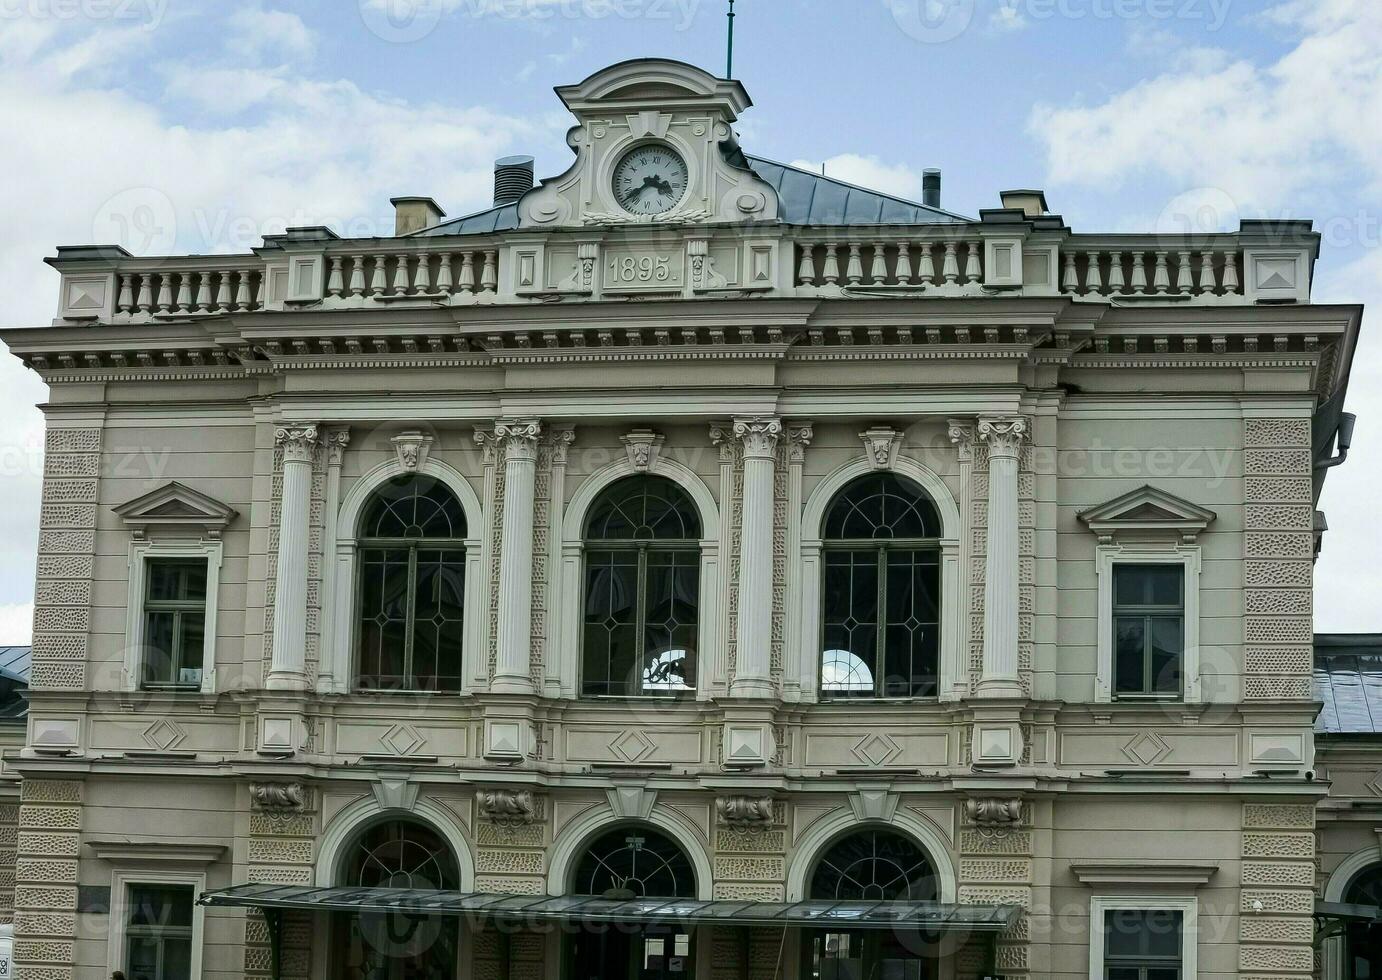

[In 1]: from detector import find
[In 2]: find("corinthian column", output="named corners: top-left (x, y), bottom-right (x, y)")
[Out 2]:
top-left (719, 417), bottom-right (782, 698)
top-left (268, 423), bottom-right (318, 691)
top-left (493, 418), bottom-right (542, 695)
top-left (976, 416), bottom-right (1028, 697)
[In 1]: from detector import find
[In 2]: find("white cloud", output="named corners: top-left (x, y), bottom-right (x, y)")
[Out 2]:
top-left (1029, 0), bottom-right (1382, 206)
top-left (225, 6), bottom-right (316, 62)
top-left (789, 154), bottom-right (926, 201)
top-left (0, 603), bottom-right (33, 646)
top-left (988, 3), bottom-right (1027, 33)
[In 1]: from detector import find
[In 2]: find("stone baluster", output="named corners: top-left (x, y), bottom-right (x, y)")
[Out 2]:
top-left (918, 243), bottom-right (937, 285)
top-left (480, 250), bottom-right (497, 293)
top-left (797, 245), bottom-right (816, 285)
top-left (1107, 252), bottom-right (1126, 294)
top-left (391, 254), bottom-right (410, 295)
top-left (964, 242), bottom-right (982, 284)
top-left (136, 274), bottom-right (153, 315)
top-left (327, 256), bottom-right (344, 298)
top-left (492, 419), bottom-right (542, 695)
top-left (436, 252), bottom-right (454, 294)
top-left (1130, 252), bottom-right (1148, 294)
top-left (942, 242), bottom-right (960, 284)
top-left (117, 274), bottom-right (134, 316)
top-left (1152, 251), bottom-right (1170, 294)
top-left (976, 416), bottom-right (1029, 697)
top-left (718, 417), bottom-right (782, 698)
top-left (369, 254), bottom-right (388, 297)
top-left (845, 242), bottom-right (863, 285)
top-left (1176, 251), bottom-right (1193, 294)
top-left (869, 242), bottom-right (887, 284)
top-left (215, 272), bottom-right (232, 311)
top-left (1222, 252), bottom-right (1240, 294)
top-left (268, 424), bottom-right (319, 691)
top-left (1061, 252), bottom-right (1079, 293)
top-left (156, 274), bottom-right (174, 313)
top-left (414, 251), bottom-right (433, 294)
top-left (459, 251), bottom-right (476, 294)
top-left (1084, 251), bottom-right (1103, 294)
top-left (348, 256), bottom-right (366, 298)
top-left (175, 273), bottom-right (192, 312)
top-left (822, 244), bottom-right (840, 285)
top-left (895, 242), bottom-right (914, 284)
top-left (234, 271), bottom-right (251, 311)
top-left (1197, 251), bottom-right (1215, 295)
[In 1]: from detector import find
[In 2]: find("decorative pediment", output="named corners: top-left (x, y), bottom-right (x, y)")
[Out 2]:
top-left (1078, 485), bottom-right (1216, 543)
top-left (113, 481), bottom-right (237, 538)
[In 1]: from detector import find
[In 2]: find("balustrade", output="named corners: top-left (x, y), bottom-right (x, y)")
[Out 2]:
top-left (1059, 248), bottom-right (1244, 299)
top-left (795, 239), bottom-right (984, 289)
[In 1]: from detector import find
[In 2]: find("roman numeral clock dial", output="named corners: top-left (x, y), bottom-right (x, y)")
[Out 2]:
top-left (612, 144), bottom-right (689, 217)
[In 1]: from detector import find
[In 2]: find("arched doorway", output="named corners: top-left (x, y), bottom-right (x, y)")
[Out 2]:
top-left (803, 828), bottom-right (940, 980)
top-left (567, 825), bottom-right (698, 980)
top-left (331, 819), bottom-right (462, 980)
top-left (1345, 862), bottom-right (1382, 979)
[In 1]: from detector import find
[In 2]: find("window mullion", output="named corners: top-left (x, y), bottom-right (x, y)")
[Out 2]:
top-left (876, 545), bottom-right (887, 696)
top-left (403, 547), bottom-right (419, 687)
top-left (636, 545), bottom-right (649, 693)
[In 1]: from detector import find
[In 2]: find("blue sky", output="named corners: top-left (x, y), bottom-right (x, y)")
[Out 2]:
top-left (0, 0), bottom-right (1379, 640)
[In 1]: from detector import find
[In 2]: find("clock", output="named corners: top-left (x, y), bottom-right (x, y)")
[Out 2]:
top-left (611, 143), bottom-right (689, 216)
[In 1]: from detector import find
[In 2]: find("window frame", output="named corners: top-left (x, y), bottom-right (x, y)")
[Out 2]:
top-left (1089, 896), bottom-right (1197, 980)
top-left (1110, 563), bottom-right (1186, 698)
top-left (1095, 546), bottom-right (1201, 703)
top-left (579, 475), bottom-right (703, 700)
top-left (123, 541), bottom-right (222, 696)
top-left (107, 869), bottom-right (207, 980)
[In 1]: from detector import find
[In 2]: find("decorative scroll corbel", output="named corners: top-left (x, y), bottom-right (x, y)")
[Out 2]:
top-left (476, 788), bottom-right (539, 827)
top-left (248, 782), bottom-right (306, 811)
top-left (964, 797), bottom-right (1025, 836)
top-left (715, 795), bottom-right (775, 829)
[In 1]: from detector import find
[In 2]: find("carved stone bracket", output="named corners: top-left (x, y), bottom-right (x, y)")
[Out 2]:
top-left (964, 797), bottom-right (1025, 829)
top-left (249, 782), bottom-right (306, 811)
top-left (477, 788), bottom-right (540, 827)
top-left (859, 425), bottom-right (903, 469)
top-left (621, 428), bottom-right (664, 471)
top-left (606, 785), bottom-right (657, 820)
top-left (716, 795), bottom-right (775, 829)
top-left (848, 785), bottom-right (900, 822)
top-left (390, 430), bottom-right (433, 472)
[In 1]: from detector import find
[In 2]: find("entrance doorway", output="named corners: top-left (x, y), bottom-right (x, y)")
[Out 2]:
top-left (565, 826), bottom-right (698, 980)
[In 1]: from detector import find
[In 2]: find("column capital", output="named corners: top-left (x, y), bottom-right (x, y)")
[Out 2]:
top-left (494, 418), bottom-right (543, 461)
top-left (712, 416), bottom-right (783, 459)
top-left (323, 427), bottom-right (351, 467)
top-left (786, 421), bottom-right (814, 463)
top-left (976, 416), bottom-right (1029, 459)
top-left (274, 423), bottom-right (319, 464)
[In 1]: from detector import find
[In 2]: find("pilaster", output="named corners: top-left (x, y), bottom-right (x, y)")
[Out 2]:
top-left (492, 418), bottom-right (542, 695)
top-left (975, 416), bottom-right (1028, 698)
top-left (267, 423), bottom-right (319, 691)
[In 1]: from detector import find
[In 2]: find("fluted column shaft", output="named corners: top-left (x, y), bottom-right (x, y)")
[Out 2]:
top-left (493, 419), bottom-right (542, 695)
top-left (724, 417), bottom-right (781, 698)
top-left (268, 424), bottom-right (318, 691)
top-left (977, 416), bottom-right (1028, 697)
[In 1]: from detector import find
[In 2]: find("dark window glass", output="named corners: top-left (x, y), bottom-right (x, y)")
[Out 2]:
top-left (808, 830), bottom-right (937, 902)
top-left (125, 884), bottom-right (194, 980)
top-left (820, 474), bottom-right (941, 699)
top-left (1345, 864), bottom-right (1382, 979)
top-left (573, 827), bottom-right (696, 899)
top-left (582, 477), bottom-right (700, 697)
top-left (1104, 909), bottom-right (1183, 980)
top-left (141, 559), bottom-right (208, 690)
top-left (1111, 565), bottom-right (1184, 697)
top-left (355, 476), bottom-right (466, 692)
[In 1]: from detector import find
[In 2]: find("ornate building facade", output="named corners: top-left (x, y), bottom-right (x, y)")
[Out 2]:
top-left (0, 59), bottom-right (1369, 980)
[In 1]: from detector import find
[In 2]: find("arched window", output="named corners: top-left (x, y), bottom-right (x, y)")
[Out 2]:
top-left (356, 475), bottom-right (467, 692)
top-left (582, 476), bottom-right (701, 697)
top-left (820, 473), bottom-right (942, 699)
top-left (573, 826), bottom-right (696, 899)
top-left (1345, 863), bottom-right (1382, 979)
top-left (808, 828), bottom-right (938, 902)
top-left (332, 820), bottom-right (460, 980)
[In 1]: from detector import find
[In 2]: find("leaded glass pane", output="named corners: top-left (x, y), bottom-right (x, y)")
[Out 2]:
top-left (573, 827), bottom-right (696, 899)
top-left (882, 549), bottom-right (939, 698)
top-left (586, 476), bottom-right (702, 540)
top-left (823, 473), bottom-right (941, 541)
top-left (358, 548), bottom-right (410, 689)
top-left (583, 550), bottom-right (640, 696)
top-left (822, 550), bottom-right (878, 696)
top-left (808, 830), bottom-right (938, 901)
top-left (359, 474), bottom-right (467, 539)
top-left (409, 550), bottom-right (465, 692)
top-left (345, 820), bottom-right (460, 890)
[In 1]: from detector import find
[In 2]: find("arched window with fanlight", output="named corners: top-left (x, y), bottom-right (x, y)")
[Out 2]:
top-left (1344, 863), bottom-right (1382, 979)
top-left (331, 820), bottom-right (461, 980)
top-left (356, 475), bottom-right (467, 692)
top-left (805, 829), bottom-right (940, 980)
top-left (582, 476), bottom-right (701, 697)
top-left (820, 472), bottom-right (943, 699)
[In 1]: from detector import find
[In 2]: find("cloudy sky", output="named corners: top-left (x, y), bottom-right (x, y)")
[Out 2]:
top-left (0, 0), bottom-right (1379, 642)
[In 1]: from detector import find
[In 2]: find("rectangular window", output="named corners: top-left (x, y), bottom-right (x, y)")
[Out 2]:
top-left (142, 559), bottom-right (208, 690)
top-left (1111, 565), bottom-right (1184, 697)
top-left (1103, 908), bottom-right (1183, 979)
top-left (125, 884), bottom-right (194, 980)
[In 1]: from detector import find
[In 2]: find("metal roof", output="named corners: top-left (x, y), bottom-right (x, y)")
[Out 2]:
top-left (1314, 634), bottom-right (1382, 734)
top-left (200, 884), bottom-right (1017, 932)
top-left (413, 151), bottom-right (970, 237)
top-left (0, 645), bottom-right (30, 720)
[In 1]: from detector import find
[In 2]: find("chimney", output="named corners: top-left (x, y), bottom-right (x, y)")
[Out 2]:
top-left (391, 197), bottom-right (446, 236)
top-left (493, 155), bottom-right (535, 206)
top-left (922, 169), bottom-right (941, 208)
top-left (999, 189), bottom-right (1049, 217)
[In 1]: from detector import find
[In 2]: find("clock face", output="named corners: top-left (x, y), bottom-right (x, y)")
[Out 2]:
top-left (612, 144), bottom-right (689, 216)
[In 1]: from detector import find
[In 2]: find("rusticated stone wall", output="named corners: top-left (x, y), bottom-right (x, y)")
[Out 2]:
top-left (242, 787), bottom-right (317, 980)
top-left (1238, 802), bottom-right (1316, 978)
top-left (12, 779), bottom-right (82, 980)
top-left (0, 800), bottom-right (17, 924)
